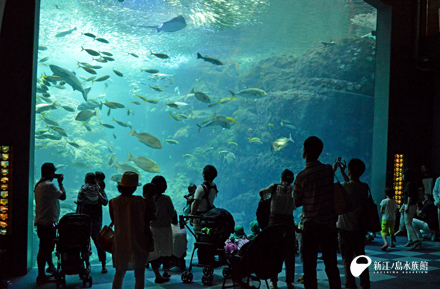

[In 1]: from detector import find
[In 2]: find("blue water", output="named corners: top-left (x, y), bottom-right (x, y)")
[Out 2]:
top-left (34, 0), bottom-right (376, 264)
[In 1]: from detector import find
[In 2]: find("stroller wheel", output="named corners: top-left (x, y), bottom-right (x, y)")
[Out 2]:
top-left (88, 276), bottom-right (93, 287)
top-left (203, 267), bottom-right (214, 275)
top-left (222, 267), bottom-right (231, 277)
top-left (202, 274), bottom-right (214, 286)
top-left (181, 271), bottom-right (193, 283)
top-left (83, 278), bottom-right (87, 288)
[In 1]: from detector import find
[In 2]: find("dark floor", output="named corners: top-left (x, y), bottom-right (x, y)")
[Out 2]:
top-left (5, 235), bottom-right (440, 289)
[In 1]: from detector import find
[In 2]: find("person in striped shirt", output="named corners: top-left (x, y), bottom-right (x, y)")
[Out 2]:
top-left (293, 136), bottom-right (341, 289)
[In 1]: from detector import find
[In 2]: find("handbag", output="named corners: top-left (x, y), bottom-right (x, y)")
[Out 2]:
top-left (98, 222), bottom-right (114, 253)
top-left (360, 186), bottom-right (381, 232)
top-left (333, 176), bottom-right (351, 215)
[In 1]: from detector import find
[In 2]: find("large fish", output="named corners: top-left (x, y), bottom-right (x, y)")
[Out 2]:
top-left (55, 27), bottom-right (77, 37)
top-left (128, 128), bottom-right (162, 149)
top-left (49, 65), bottom-right (90, 101)
top-left (229, 88), bottom-right (267, 99)
top-left (125, 151), bottom-right (160, 173)
top-left (141, 15), bottom-right (187, 33)
top-left (36, 101), bottom-right (59, 114)
top-left (272, 134), bottom-right (294, 152)
top-left (197, 115), bottom-right (231, 133)
top-left (111, 159), bottom-right (142, 178)
top-left (77, 100), bottom-right (101, 111)
top-left (197, 53), bottom-right (223, 65)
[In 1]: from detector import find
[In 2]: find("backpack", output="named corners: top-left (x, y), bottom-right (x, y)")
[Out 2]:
top-left (256, 184), bottom-right (278, 230)
top-left (200, 182), bottom-right (218, 212)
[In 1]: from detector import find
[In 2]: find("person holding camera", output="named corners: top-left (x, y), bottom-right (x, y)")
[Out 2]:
top-left (34, 163), bottom-right (66, 285)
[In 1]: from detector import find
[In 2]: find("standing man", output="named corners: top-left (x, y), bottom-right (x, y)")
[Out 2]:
top-left (293, 137), bottom-right (341, 289)
top-left (34, 163), bottom-right (66, 285)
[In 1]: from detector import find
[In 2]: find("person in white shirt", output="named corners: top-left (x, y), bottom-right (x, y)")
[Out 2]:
top-left (34, 163), bottom-right (66, 285)
top-left (380, 188), bottom-right (399, 250)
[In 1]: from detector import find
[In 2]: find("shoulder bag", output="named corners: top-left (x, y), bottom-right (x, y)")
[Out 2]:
top-left (98, 222), bottom-right (114, 253)
top-left (360, 186), bottom-right (381, 232)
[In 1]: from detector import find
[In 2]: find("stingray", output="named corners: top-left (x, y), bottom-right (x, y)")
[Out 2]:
top-left (141, 15), bottom-right (187, 32)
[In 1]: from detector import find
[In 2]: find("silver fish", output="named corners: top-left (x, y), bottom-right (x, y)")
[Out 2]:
top-left (49, 64), bottom-right (90, 101)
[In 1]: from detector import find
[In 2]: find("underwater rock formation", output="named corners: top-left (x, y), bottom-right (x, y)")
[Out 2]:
top-left (239, 38), bottom-right (376, 96)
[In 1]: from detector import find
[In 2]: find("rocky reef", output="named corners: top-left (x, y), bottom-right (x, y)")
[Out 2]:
top-left (172, 37), bottom-right (376, 227)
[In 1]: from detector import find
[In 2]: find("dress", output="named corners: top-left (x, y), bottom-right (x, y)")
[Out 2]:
top-left (110, 194), bottom-right (149, 270)
top-left (293, 161), bottom-right (341, 289)
top-left (148, 193), bottom-right (175, 262)
top-left (337, 181), bottom-right (370, 289)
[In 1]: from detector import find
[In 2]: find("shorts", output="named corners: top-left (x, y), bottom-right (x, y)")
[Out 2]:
top-left (37, 224), bottom-right (56, 252)
top-left (381, 220), bottom-right (395, 236)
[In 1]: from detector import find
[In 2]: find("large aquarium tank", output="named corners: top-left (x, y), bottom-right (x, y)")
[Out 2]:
top-left (34, 0), bottom-right (377, 265)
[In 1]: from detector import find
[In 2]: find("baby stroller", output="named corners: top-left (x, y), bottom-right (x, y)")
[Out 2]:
top-left (222, 225), bottom-right (287, 289)
top-left (55, 213), bottom-right (93, 288)
top-left (180, 208), bottom-right (235, 286)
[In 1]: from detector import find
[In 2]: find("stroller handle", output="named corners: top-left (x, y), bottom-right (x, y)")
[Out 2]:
top-left (178, 214), bottom-right (204, 229)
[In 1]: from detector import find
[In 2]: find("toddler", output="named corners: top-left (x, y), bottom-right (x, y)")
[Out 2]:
top-left (183, 184), bottom-right (197, 215)
top-left (77, 173), bottom-right (100, 205)
top-left (380, 187), bottom-right (399, 250)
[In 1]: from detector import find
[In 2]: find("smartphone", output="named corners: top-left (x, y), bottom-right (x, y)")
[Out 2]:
top-left (54, 174), bottom-right (62, 179)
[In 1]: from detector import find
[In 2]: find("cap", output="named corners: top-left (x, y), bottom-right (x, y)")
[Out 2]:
top-left (233, 225), bottom-right (245, 239)
top-left (250, 221), bottom-right (260, 233)
top-left (41, 163), bottom-right (56, 177)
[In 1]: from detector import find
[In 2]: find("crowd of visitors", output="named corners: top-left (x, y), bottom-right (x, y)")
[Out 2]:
top-left (33, 136), bottom-right (440, 289)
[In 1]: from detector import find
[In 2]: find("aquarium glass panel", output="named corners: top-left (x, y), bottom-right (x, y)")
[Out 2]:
top-left (34, 0), bottom-right (377, 265)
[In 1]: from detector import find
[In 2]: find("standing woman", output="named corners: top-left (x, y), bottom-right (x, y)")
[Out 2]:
top-left (110, 172), bottom-right (149, 289)
top-left (258, 169), bottom-right (296, 289)
top-left (402, 168), bottom-right (422, 248)
top-left (76, 172), bottom-right (108, 273)
top-left (148, 175), bottom-right (175, 283)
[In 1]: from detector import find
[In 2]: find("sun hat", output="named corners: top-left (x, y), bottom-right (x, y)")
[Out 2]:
top-left (118, 171), bottom-right (141, 187)
top-left (233, 225), bottom-right (245, 239)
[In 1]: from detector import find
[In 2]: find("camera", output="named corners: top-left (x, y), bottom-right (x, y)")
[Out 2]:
top-left (54, 174), bottom-right (63, 179)
top-left (337, 157), bottom-right (345, 168)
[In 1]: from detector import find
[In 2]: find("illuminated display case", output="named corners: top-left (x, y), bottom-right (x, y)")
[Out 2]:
top-left (393, 154), bottom-right (404, 207)
top-left (0, 146), bottom-right (11, 235)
